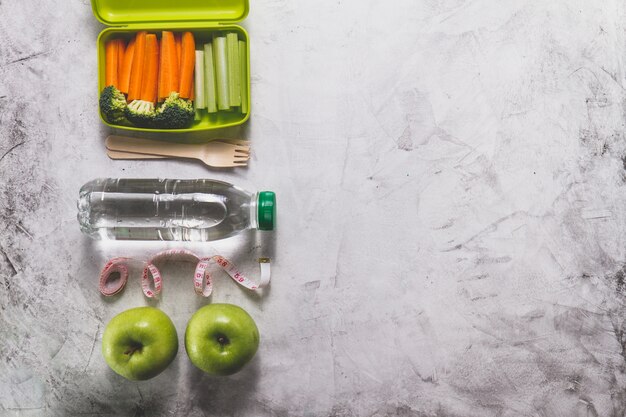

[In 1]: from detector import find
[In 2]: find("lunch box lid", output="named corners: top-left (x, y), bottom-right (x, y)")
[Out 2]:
top-left (91, 0), bottom-right (249, 26)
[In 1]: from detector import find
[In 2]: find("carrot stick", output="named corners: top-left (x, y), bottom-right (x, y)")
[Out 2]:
top-left (158, 32), bottom-right (168, 100)
top-left (174, 33), bottom-right (182, 68)
top-left (127, 31), bottom-right (147, 101)
top-left (140, 35), bottom-right (159, 104)
top-left (117, 40), bottom-right (126, 81)
top-left (174, 32), bottom-right (182, 96)
top-left (105, 39), bottom-right (119, 88)
top-left (158, 31), bottom-right (180, 100)
top-left (170, 35), bottom-right (181, 97)
top-left (119, 38), bottom-right (135, 94)
top-left (178, 31), bottom-right (195, 99)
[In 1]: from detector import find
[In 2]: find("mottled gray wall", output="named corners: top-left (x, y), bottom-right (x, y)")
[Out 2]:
top-left (2, 0), bottom-right (626, 416)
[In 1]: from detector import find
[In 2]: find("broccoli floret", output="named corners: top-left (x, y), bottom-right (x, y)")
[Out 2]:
top-left (154, 92), bottom-right (195, 129)
top-left (124, 100), bottom-right (157, 128)
top-left (99, 86), bottom-right (128, 125)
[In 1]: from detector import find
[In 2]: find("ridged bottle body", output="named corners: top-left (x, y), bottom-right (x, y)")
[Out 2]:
top-left (78, 178), bottom-right (257, 241)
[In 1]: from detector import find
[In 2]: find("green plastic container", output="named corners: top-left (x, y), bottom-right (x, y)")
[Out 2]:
top-left (91, 0), bottom-right (251, 133)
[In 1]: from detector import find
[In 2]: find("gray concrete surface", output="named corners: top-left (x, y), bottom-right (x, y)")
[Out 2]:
top-left (2, 0), bottom-right (626, 416)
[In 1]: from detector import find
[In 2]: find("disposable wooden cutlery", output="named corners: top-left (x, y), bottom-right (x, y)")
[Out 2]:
top-left (105, 135), bottom-right (250, 168)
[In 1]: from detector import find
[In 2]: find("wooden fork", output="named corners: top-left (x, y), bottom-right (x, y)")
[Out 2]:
top-left (105, 135), bottom-right (250, 168)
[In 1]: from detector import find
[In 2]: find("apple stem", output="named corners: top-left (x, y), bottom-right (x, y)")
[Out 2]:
top-left (124, 346), bottom-right (141, 356)
top-left (217, 335), bottom-right (228, 345)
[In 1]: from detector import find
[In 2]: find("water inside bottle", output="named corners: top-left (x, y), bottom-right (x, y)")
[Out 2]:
top-left (78, 179), bottom-right (255, 242)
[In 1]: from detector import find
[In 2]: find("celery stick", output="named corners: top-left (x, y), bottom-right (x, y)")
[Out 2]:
top-left (212, 35), bottom-right (230, 110)
top-left (227, 32), bottom-right (241, 107)
top-left (203, 42), bottom-right (218, 113)
top-left (192, 95), bottom-right (202, 122)
top-left (239, 40), bottom-right (248, 114)
top-left (192, 89), bottom-right (201, 121)
top-left (194, 50), bottom-right (206, 110)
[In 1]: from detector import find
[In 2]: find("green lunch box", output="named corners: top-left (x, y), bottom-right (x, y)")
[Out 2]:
top-left (91, 0), bottom-right (251, 133)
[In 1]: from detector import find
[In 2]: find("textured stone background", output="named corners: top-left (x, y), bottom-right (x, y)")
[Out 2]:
top-left (2, 0), bottom-right (626, 416)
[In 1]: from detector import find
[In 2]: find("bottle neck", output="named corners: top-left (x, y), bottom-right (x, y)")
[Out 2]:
top-left (248, 192), bottom-right (259, 229)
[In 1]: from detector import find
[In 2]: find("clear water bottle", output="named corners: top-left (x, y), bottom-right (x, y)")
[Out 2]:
top-left (77, 178), bottom-right (275, 241)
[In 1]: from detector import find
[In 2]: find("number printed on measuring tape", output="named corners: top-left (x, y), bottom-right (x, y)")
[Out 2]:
top-left (99, 257), bottom-right (130, 297)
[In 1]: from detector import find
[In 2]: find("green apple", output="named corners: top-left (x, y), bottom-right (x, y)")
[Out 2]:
top-left (185, 303), bottom-right (259, 376)
top-left (102, 306), bottom-right (178, 381)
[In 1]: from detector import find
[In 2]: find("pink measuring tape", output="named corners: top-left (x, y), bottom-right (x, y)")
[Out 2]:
top-left (99, 248), bottom-right (271, 298)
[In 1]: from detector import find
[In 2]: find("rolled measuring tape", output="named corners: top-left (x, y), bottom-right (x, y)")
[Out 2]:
top-left (98, 248), bottom-right (271, 298)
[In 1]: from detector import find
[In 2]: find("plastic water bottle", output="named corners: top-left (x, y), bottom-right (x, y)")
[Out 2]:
top-left (77, 178), bottom-right (275, 241)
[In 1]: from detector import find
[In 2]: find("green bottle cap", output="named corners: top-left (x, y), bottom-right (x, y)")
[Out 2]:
top-left (257, 191), bottom-right (275, 231)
